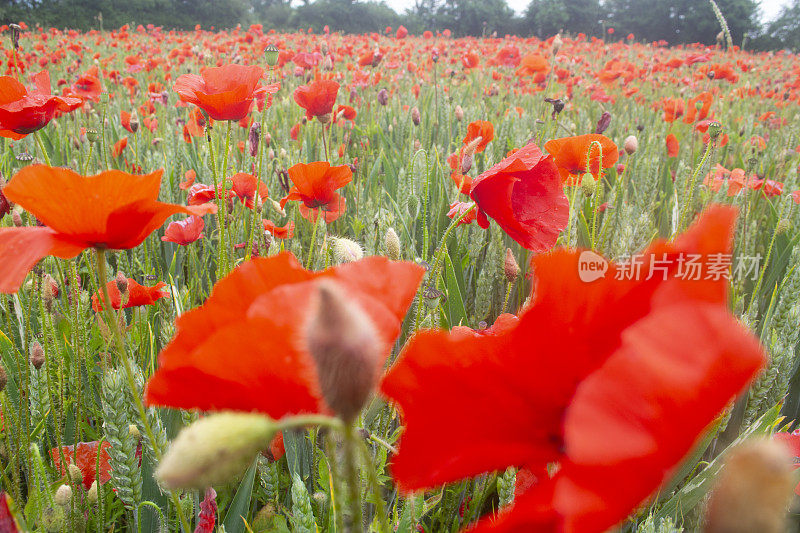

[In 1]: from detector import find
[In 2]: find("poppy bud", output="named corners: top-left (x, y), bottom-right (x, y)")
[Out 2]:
top-left (248, 122), bottom-right (261, 157)
top-left (129, 113), bottom-right (139, 134)
top-left (708, 70), bottom-right (715, 80)
top-left (54, 484), bottom-right (72, 506)
top-left (12, 210), bottom-right (22, 227)
top-left (377, 89), bottom-right (389, 106)
top-left (384, 228), bottom-right (401, 260)
top-left (306, 281), bottom-right (382, 423)
top-left (30, 341), bottom-right (45, 369)
top-left (705, 439), bottom-right (794, 533)
top-left (332, 237), bottom-right (363, 264)
top-left (40, 505), bottom-right (65, 533)
top-left (460, 153), bottom-right (473, 174)
top-left (581, 175), bottom-right (597, 196)
top-left (115, 272), bottom-right (128, 296)
top-left (320, 42), bottom-right (329, 56)
top-left (504, 248), bottom-right (520, 282)
top-left (455, 105), bottom-right (464, 122)
top-left (552, 34), bottom-right (563, 55)
top-left (623, 135), bottom-right (638, 155)
top-left (67, 464), bottom-right (83, 485)
top-left (595, 111), bottom-right (612, 134)
top-left (411, 106), bottom-right (420, 126)
top-left (87, 481), bottom-right (98, 504)
top-left (264, 45), bottom-right (280, 67)
top-left (156, 412), bottom-right (276, 490)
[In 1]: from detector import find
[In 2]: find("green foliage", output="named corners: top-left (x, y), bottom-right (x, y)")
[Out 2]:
top-left (521, 0), bottom-right (602, 38)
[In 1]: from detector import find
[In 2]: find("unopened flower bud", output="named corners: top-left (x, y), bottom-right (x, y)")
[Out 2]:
top-left (332, 237), bottom-right (363, 264)
top-left (460, 153), bottom-right (473, 174)
top-left (623, 135), bottom-right (638, 155)
top-left (384, 228), bottom-right (401, 260)
top-left (580, 175), bottom-right (597, 196)
top-left (504, 249), bottom-right (520, 282)
top-left (248, 122), bottom-right (261, 157)
top-left (705, 439), bottom-right (794, 533)
top-left (306, 280), bottom-right (382, 422)
top-left (454, 105), bottom-right (464, 122)
top-left (552, 33), bottom-right (563, 55)
top-left (40, 505), bottom-right (65, 533)
top-left (12, 210), bottom-right (22, 227)
top-left (156, 412), bottom-right (276, 490)
top-left (30, 341), bottom-right (45, 369)
top-left (377, 89), bottom-right (389, 106)
top-left (87, 481), bottom-right (98, 504)
top-left (67, 464), bottom-right (83, 485)
top-left (129, 113), bottom-right (139, 134)
top-left (115, 272), bottom-right (128, 295)
top-left (54, 484), bottom-right (72, 506)
top-left (411, 106), bottom-right (420, 126)
top-left (595, 111), bottom-right (611, 134)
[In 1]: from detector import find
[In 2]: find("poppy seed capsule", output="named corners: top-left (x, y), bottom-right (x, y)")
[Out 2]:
top-left (705, 439), bottom-right (794, 533)
top-left (623, 135), bottom-right (638, 155)
top-left (504, 249), bottom-right (520, 282)
top-left (264, 45), bottom-right (279, 67)
top-left (156, 412), bottom-right (276, 490)
top-left (306, 280), bottom-right (383, 423)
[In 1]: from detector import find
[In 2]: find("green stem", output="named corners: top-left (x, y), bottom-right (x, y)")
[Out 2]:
top-left (343, 423), bottom-right (363, 533)
top-left (677, 138), bottom-right (714, 235)
top-left (34, 131), bottom-right (51, 167)
top-left (306, 214), bottom-right (322, 269)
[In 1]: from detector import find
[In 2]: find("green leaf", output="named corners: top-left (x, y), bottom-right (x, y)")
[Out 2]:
top-left (223, 457), bottom-right (258, 533)
top-left (443, 252), bottom-right (468, 328)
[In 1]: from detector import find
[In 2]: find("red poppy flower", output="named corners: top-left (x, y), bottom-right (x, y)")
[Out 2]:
top-left (469, 142), bottom-right (569, 252)
top-left (162, 216), bottom-right (204, 245)
top-left (0, 72), bottom-right (80, 139)
top-left (463, 120), bottom-right (494, 153)
top-left (50, 441), bottom-right (112, 489)
top-left (515, 54), bottom-right (550, 77)
top-left (262, 219), bottom-right (295, 239)
top-left (179, 169), bottom-right (196, 190)
top-left (381, 205), bottom-right (765, 533)
top-left (0, 165), bottom-right (214, 294)
top-left (544, 134), bottom-right (619, 185)
top-left (112, 137), bottom-right (128, 158)
top-left (69, 73), bottom-right (102, 102)
top-left (447, 201), bottom-right (478, 225)
top-left (294, 79), bottom-right (339, 120)
top-left (91, 278), bottom-right (170, 312)
top-left (120, 110), bottom-right (135, 133)
top-left (230, 172), bottom-right (269, 209)
top-left (145, 252), bottom-right (425, 418)
top-left (666, 133), bottom-right (679, 157)
top-left (173, 64), bottom-right (265, 121)
top-left (279, 161), bottom-right (352, 223)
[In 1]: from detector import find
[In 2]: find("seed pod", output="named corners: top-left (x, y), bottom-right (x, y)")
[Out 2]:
top-left (411, 106), bottom-right (420, 126)
top-left (504, 249), bottom-right (520, 282)
top-left (30, 341), bottom-right (45, 369)
top-left (306, 280), bottom-right (382, 423)
top-left (264, 45), bottom-right (280, 67)
top-left (623, 135), bottom-right (638, 155)
top-left (377, 88), bottom-right (389, 106)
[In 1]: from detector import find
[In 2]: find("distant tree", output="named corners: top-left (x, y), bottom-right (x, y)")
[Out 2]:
top-left (435, 0), bottom-right (515, 37)
top-left (522, 0), bottom-right (603, 38)
top-left (751, 0), bottom-right (800, 51)
top-left (605, 0), bottom-right (758, 46)
top-left (292, 0), bottom-right (401, 34)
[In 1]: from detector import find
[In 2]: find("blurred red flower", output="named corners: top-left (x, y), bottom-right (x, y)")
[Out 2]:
top-left (294, 79), bottom-right (339, 121)
top-left (91, 278), bottom-right (170, 312)
top-left (462, 120), bottom-right (494, 153)
top-left (162, 216), bottom-right (204, 245)
top-left (145, 252), bottom-right (424, 418)
top-left (381, 205), bottom-right (765, 533)
top-left (280, 161), bottom-right (352, 223)
top-left (544, 134), bottom-right (619, 184)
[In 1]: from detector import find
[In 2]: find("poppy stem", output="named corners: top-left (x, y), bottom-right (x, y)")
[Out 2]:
top-left (676, 138), bottom-right (714, 235)
top-left (34, 131), bottom-right (51, 167)
top-left (343, 423), bottom-right (364, 533)
top-left (320, 121), bottom-right (330, 162)
top-left (356, 436), bottom-right (391, 533)
top-left (307, 214), bottom-right (322, 269)
top-left (94, 249), bottom-right (193, 533)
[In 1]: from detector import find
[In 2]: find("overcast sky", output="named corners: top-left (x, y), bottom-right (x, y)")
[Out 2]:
top-left (382, 0), bottom-right (791, 20)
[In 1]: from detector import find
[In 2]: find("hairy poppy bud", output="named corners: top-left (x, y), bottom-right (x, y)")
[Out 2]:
top-left (460, 153), bottom-right (473, 174)
top-left (30, 341), bottom-right (45, 369)
top-left (54, 484), bottom-right (72, 506)
top-left (332, 237), bottom-right (363, 264)
top-left (129, 113), bottom-right (139, 134)
top-left (552, 33), bottom-right (563, 55)
top-left (504, 249), bottom-right (520, 282)
top-left (306, 280), bottom-right (382, 423)
top-left (705, 439), bottom-right (794, 533)
top-left (411, 106), bottom-right (420, 126)
top-left (377, 89), bottom-right (389, 106)
top-left (595, 111), bottom-right (611, 134)
top-left (156, 412), bottom-right (276, 490)
top-left (623, 135), bottom-right (638, 155)
top-left (248, 122), bottom-right (261, 157)
top-left (580, 175), bottom-right (597, 196)
top-left (455, 105), bottom-right (464, 122)
top-left (87, 481), bottom-right (98, 504)
top-left (264, 45), bottom-right (279, 67)
top-left (384, 228), bottom-right (401, 260)
top-left (115, 272), bottom-right (128, 295)
top-left (67, 464), bottom-right (83, 485)
top-left (40, 505), bottom-right (65, 533)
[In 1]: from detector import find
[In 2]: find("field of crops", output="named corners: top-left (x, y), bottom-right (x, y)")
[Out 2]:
top-left (0, 21), bottom-right (800, 533)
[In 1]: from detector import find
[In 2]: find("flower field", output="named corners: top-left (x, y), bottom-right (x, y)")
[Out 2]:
top-left (0, 20), bottom-right (800, 533)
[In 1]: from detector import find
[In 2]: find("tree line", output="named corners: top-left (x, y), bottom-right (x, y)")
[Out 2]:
top-left (1, 0), bottom-right (799, 51)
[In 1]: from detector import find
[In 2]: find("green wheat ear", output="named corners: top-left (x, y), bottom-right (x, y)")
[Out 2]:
top-left (709, 0), bottom-right (733, 50)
